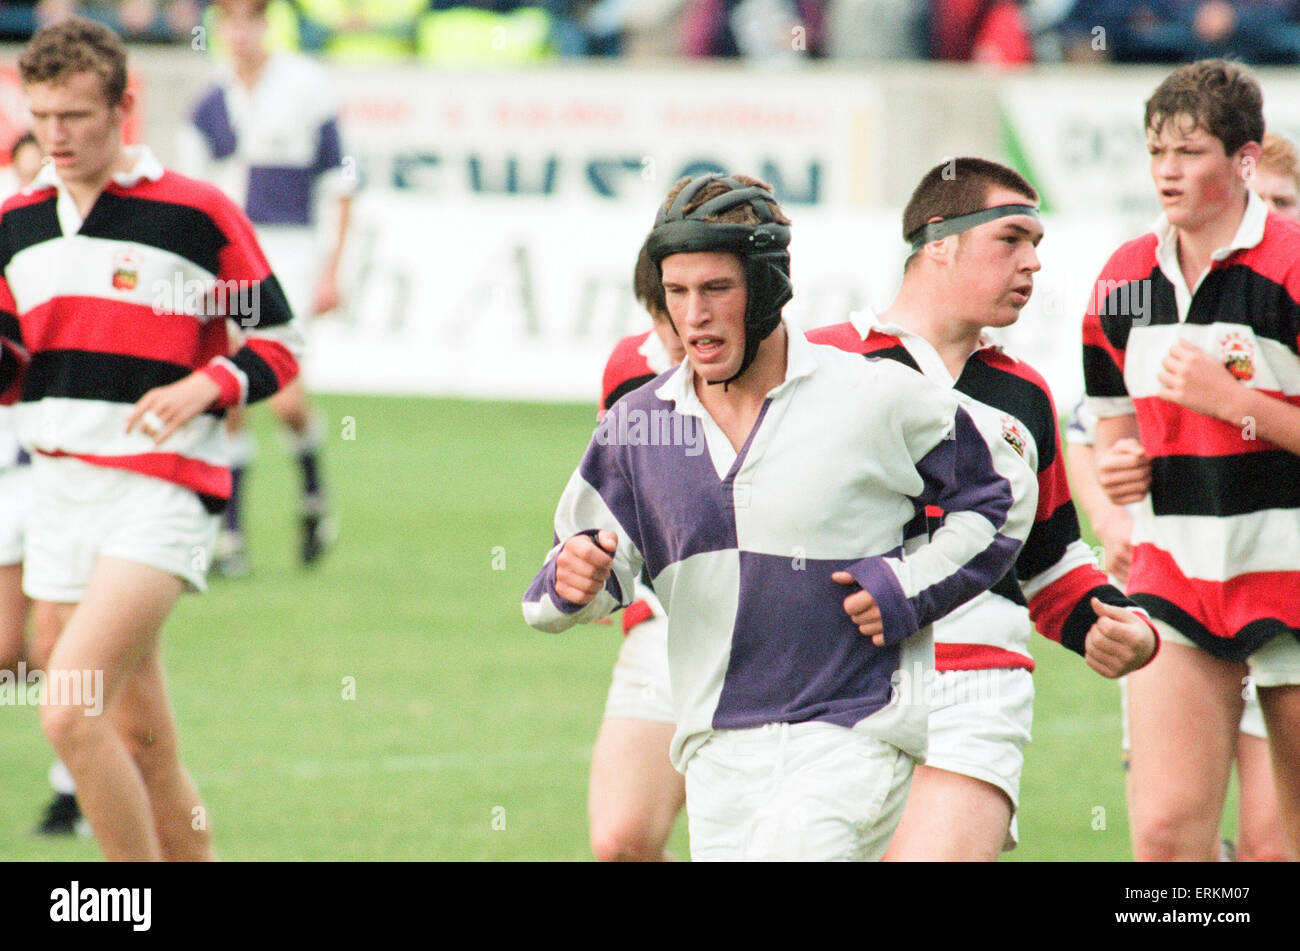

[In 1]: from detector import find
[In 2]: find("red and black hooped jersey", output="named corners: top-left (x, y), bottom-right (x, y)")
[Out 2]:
top-left (1082, 195), bottom-right (1300, 659)
top-left (0, 148), bottom-right (301, 507)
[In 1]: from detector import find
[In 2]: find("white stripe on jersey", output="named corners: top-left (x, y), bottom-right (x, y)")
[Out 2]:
top-left (15, 398), bottom-right (229, 466)
top-left (1131, 501), bottom-right (1300, 581)
top-left (1121, 322), bottom-right (1300, 399)
top-left (7, 235), bottom-right (220, 320)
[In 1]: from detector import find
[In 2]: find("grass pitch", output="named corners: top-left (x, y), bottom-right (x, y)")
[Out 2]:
top-left (0, 395), bottom-right (1237, 861)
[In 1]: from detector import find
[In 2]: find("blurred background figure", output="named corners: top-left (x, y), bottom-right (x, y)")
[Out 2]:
top-left (296, 0), bottom-right (426, 59)
top-left (679, 0), bottom-right (826, 59)
top-left (1059, 0), bottom-right (1300, 64)
top-left (179, 0), bottom-right (352, 575)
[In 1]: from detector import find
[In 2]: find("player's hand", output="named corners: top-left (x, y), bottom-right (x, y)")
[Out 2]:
top-left (832, 571), bottom-right (884, 646)
top-left (1093, 508), bottom-right (1134, 587)
top-left (1156, 339), bottom-right (1245, 422)
top-left (125, 372), bottom-right (222, 446)
top-left (554, 530), bottom-right (618, 606)
top-left (311, 270), bottom-right (341, 317)
top-left (1096, 437), bottom-right (1150, 505)
top-left (1083, 597), bottom-right (1157, 678)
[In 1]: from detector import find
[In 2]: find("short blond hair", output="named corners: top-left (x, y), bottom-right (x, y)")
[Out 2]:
top-left (1259, 132), bottom-right (1300, 191)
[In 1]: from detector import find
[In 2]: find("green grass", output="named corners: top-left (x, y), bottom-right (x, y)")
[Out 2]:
top-left (0, 396), bottom-right (1226, 861)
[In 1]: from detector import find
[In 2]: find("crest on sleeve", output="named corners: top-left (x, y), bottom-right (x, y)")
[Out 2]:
top-left (1218, 331), bottom-right (1255, 382)
top-left (1000, 414), bottom-right (1028, 458)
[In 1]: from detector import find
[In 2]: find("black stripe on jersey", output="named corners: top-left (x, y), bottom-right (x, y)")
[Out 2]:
top-left (864, 345), bottom-right (922, 373)
top-left (231, 347), bottom-right (281, 404)
top-left (1128, 595), bottom-right (1288, 662)
top-left (1059, 584), bottom-right (1128, 657)
top-left (1151, 450), bottom-right (1300, 517)
top-left (1083, 344), bottom-right (1127, 398)
top-left (954, 357), bottom-right (1057, 472)
top-left (0, 198), bottom-right (61, 267)
top-left (0, 311), bottom-right (21, 346)
top-left (244, 273), bottom-right (294, 329)
top-left (1015, 501), bottom-right (1081, 581)
top-left (605, 373), bottom-right (656, 412)
top-left (990, 566), bottom-right (1027, 608)
top-left (22, 349), bottom-right (190, 404)
top-left (1185, 264), bottom-right (1300, 354)
top-left (78, 192), bottom-right (229, 276)
top-left (1097, 269), bottom-right (1178, 351)
top-left (0, 344), bottom-right (19, 391)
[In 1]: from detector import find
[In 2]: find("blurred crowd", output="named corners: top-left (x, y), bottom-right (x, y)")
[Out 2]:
top-left (2, 0), bottom-right (1299, 64)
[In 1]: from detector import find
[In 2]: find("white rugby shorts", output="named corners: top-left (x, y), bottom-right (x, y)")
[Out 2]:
top-left (684, 721), bottom-right (913, 861)
top-left (23, 455), bottom-right (219, 601)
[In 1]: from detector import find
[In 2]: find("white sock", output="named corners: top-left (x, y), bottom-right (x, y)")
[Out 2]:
top-left (49, 760), bottom-right (76, 796)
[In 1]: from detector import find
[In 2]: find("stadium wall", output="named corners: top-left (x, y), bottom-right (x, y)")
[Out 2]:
top-left (5, 48), bottom-right (1300, 405)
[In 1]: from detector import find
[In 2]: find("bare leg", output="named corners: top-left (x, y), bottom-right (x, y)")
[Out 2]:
top-left (588, 718), bottom-right (685, 861)
top-left (1126, 642), bottom-right (1242, 861)
top-left (38, 557), bottom-right (210, 861)
top-left (1257, 685), bottom-right (1300, 861)
top-left (882, 765), bottom-right (1012, 861)
top-left (1233, 732), bottom-right (1287, 862)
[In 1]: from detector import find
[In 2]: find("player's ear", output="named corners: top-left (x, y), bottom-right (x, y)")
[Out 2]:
top-left (1235, 140), bottom-right (1262, 182)
top-left (113, 88), bottom-right (136, 126)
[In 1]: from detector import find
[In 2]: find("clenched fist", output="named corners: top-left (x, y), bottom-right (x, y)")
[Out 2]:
top-left (555, 530), bottom-right (619, 606)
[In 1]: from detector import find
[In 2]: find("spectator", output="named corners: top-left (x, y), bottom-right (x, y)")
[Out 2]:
top-left (1059, 1), bottom-right (1300, 65)
top-left (297, 0), bottom-right (425, 59)
top-left (927, 0), bottom-right (1034, 65)
top-left (679, 0), bottom-right (825, 59)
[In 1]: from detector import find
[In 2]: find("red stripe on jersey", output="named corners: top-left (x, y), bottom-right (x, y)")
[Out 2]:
top-left (1027, 563), bottom-right (1109, 646)
top-left (935, 642), bottom-right (1035, 672)
top-left (1130, 542), bottom-right (1300, 640)
top-left (805, 321), bottom-right (879, 353)
top-left (0, 185), bottom-right (56, 215)
top-left (112, 173), bottom-right (276, 283)
top-left (243, 336), bottom-right (298, 390)
top-left (40, 449), bottom-right (232, 498)
top-left (20, 297), bottom-right (215, 365)
top-left (622, 599), bottom-right (654, 636)
top-left (1236, 212), bottom-right (1300, 307)
top-left (1134, 392), bottom-right (1300, 458)
top-left (601, 332), bottom-right (654, 410)
top-left (201, 362), bottom-right (242, 407)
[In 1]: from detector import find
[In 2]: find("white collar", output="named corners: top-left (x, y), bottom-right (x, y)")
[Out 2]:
top-left (848, 306), bottom-right (1000, 353)
top-left (31, 144), bottom-right (164, 193)
top-left (1153, 187), bottom-right (1267, 267)
top-left (656, 320), bottom-right (815, 415)
top-left (33, 145), bottom-right (164, 235)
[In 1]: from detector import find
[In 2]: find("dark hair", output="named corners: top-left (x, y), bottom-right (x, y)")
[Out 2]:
top-left (633, 237), bottom-right (667, 318)
top-left (10, 131), bottom-right (39, 164)
top-left (660, 173), bottom-right (792, 227)
top-left (19, 16), bottom-right (128, 107)
top-left (901, 157), bottom-right (1038, 267)
top-left (1144, 59), bottom-right (1264, 157)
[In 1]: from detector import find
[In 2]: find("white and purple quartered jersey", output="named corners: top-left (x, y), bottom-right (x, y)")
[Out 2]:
top-left (180, 52), bottom-right (351, 230)
top-left (524, 328), bottom-right (1033, 771)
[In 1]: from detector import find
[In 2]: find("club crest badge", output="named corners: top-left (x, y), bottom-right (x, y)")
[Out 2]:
top-left (1000, 415), bottom-right (1028, 458)
top-left (1219, 332), bottom-right (1255, 381)
top-left (112, 249), bottom-right (139, 292)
